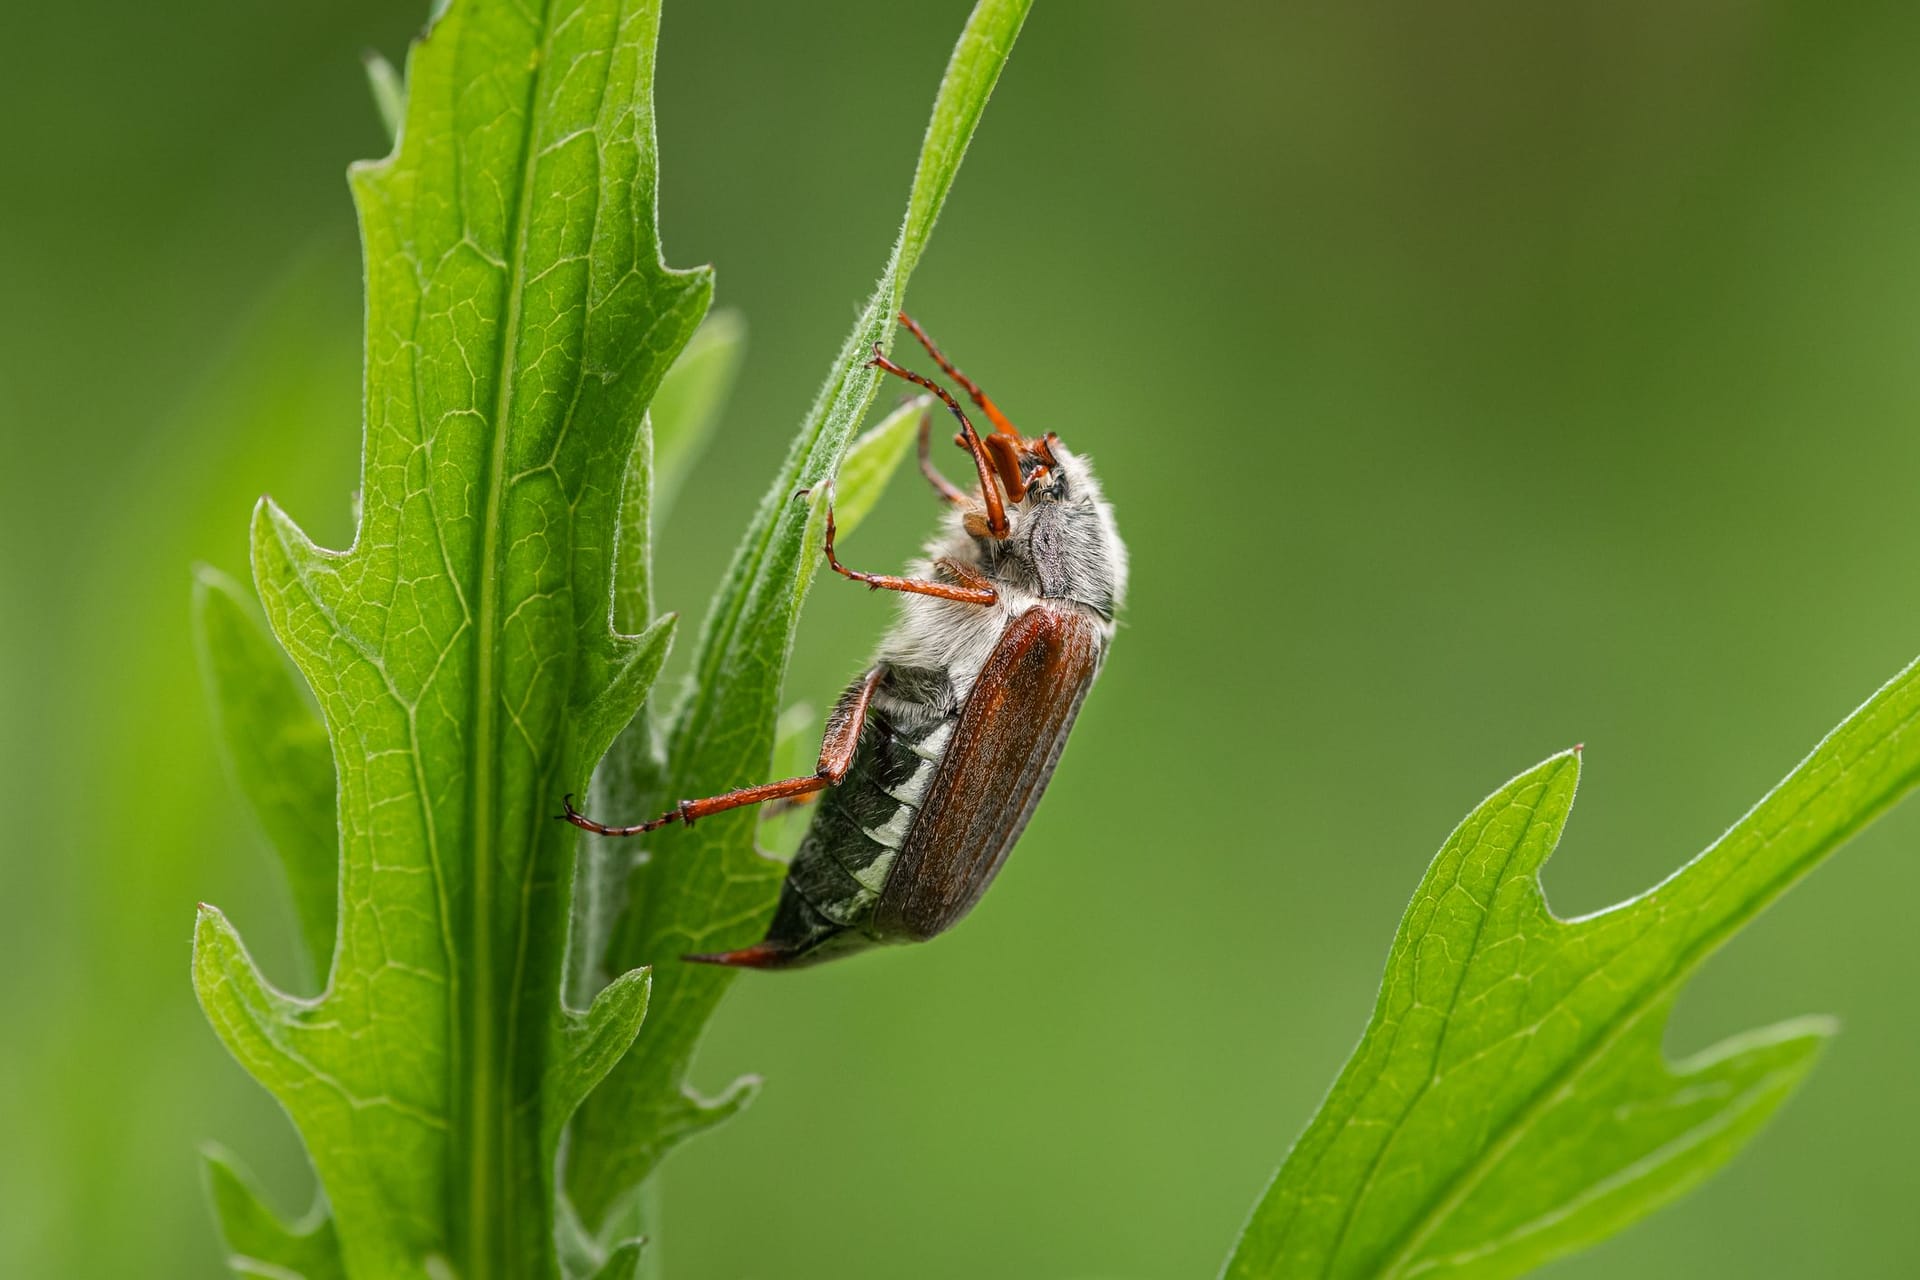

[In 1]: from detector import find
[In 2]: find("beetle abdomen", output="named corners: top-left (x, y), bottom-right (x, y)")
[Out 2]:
top-left (700, 606), bottom-right (1104, 968)
top-left (725, 664), bottom-right (962, 968)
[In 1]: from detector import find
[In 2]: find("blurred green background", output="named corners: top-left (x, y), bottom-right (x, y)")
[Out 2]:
top-left (6, 1), bottom-right (1920, 1275)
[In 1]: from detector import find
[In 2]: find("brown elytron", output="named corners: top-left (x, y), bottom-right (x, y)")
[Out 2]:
top-left (873, 606), bottom-right (1103, 941)
top-left (563, 313), bottom-right (1124, 968)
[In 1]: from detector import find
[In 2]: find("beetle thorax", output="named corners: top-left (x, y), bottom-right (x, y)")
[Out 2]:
top-left (980, 441), bottom-right (1127, 619)
top-left (868, 442), bottom-right (1123, 716)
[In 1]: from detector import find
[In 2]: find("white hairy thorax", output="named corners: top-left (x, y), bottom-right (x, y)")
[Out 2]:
top-left (873, 439), bottom-right (1126, 723)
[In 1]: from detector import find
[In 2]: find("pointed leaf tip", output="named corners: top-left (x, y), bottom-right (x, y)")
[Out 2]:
top-left (578, 615), bottom-right (678, 772)
top-left (1415, 749), bottom-right (1580, 906)
top-left (685, 1071), bottom-right (761, 1132)
top-left (201, 1142), bottom-right (345, 1280)
top-left (248, 495), bottom-right (337, 612)
top-left (589, 1240), bottom-right (647, 1280)
top-left (1675, 1011), bottom-right (1838, 1075)
top-left (543, 967), bottom-right (655, 1161)
top-left (192, 903), bottom-right (318, 1108)
top-left (249, 493), bottom-right (310, 549)
top-left (583, 966), bottom-right (654, 1058)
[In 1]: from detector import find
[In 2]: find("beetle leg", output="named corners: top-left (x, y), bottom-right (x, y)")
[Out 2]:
top-left (918, 410), bottom-right (968, 506)
top-left (982, 432), bottom-right (1028, 502)
top-left (822, 493), bottom-right (998, 605)
top-left (560, 669), bottom-right (883, 837)
top-left (896, 311), bottom-right (1021, 438)
top-left (867, 346), bottom-right (1009, 537)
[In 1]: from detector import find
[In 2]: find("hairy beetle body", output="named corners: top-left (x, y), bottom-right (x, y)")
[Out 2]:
top-left (563, 315), bottom-right (1125, 969)
top-left (742, 489), bottom-right (1118, 967)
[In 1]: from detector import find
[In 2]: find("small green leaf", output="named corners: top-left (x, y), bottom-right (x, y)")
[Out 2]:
top-left (201, 1143), bottom-right (345, 1280)
top-left (192, 566), bottom-right (337, 988)
top-left (613, 414), bottom-right (657, 637)
top-left (832, 393), bottom-right (935, 535)
top-left (576, 618), bottom-right (679, 786)
top-left (568, 0), bottom-right (1034, 1229)
top-left (770, 700), bottom-right (821, 780)
top-left (649, 309), bottom-right (745, 522)
top-left (1225, 652), bottom-right (1920, 1279)
top-left (544, 968), bottom-right (654, 1160)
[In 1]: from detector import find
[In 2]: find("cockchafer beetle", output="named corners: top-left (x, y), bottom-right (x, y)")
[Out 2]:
top-left (563, 313), bottom-right (1126, 968)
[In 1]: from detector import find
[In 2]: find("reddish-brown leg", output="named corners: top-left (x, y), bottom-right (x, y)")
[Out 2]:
top-left (896, 311), bottom-right (1021, 438)
top-left (821, 495), bottom-right (998, 605)
top-left (918, 410), bottom-right (968, 505)
top-left (867, 346), bottom-right (1009, 538)
top-left (983, 433), bottom-right (1029, 502)
top-left (561, 668), bottom-right (884, 837)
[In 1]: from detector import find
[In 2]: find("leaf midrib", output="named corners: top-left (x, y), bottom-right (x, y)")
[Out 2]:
top-left (464, 4), bottom-right (555, 1275)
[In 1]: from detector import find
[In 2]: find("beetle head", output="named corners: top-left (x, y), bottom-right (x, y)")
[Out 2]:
top-left (981, 429), bottom-right (1065, 506)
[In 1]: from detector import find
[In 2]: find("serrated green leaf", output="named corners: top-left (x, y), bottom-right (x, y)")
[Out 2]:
top-left (201, 1142), bottom-right (346, 1280)
top-left (567, 0), bottom-right (1034, 1229)
top-left (192, 566), bottom-right (337, 988)
top-left (1225, 652), bottom-right (1920, 1279)
top-left (546, 967), bottom-right (654, 1159)
top-left (577, 619), bottom-right (678, 785)
top-left (193, 0), bottom-right (703, 1275)
top-left (649, 309), bottom-right (745, 523)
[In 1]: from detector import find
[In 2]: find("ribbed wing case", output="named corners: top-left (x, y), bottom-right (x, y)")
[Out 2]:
top-left (873, 604), bottom-right (1105, 941)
